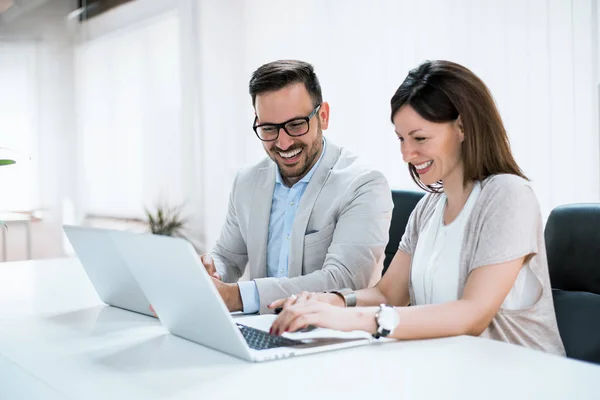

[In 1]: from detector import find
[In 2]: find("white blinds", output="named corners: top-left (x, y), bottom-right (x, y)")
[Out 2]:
top-left (0, 42), bottom-right (37, 211)
top-left (232, 0), bottom-right (600, 222)
top-left (76, 11), bottom-right (183, 218)
top-left (74, 0), bottom-right (598, 250)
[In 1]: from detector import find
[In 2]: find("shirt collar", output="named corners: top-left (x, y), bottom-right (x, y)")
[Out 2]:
top-left (275, 137), bottom-right (327, 186)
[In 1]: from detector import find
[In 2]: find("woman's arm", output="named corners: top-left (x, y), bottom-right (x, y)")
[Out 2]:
top-left (271, 256), bottom-right (526, 337)
top-left (356, 256), bottom-right (526, 339)
top-left (349, 250), bottom-right (412, 307)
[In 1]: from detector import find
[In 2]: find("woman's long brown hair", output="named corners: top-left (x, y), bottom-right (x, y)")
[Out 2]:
top-left (390, 60), bottom-right (527, 193)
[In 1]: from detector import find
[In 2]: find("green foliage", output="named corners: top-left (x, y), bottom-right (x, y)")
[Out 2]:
top-left (144, 202), bottom-right (188, 238)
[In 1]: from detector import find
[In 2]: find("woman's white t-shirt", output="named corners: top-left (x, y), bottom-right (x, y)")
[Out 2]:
top-left (411, 182), bottom-right (541, 309)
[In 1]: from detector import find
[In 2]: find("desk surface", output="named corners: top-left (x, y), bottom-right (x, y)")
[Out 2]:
top-left (0, 258), bottom-right (599, 400)
top-left (0, 212), bottom-right (32, 222)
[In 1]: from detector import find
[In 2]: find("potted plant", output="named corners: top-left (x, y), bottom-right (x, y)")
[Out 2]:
top-left (144, 202), bottom-right (189, 238)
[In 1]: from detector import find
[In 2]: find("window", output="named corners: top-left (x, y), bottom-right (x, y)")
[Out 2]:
top-left (0, 42), bottom-right (37, 211)
top-left (77, 11), bottom-right (184, 218)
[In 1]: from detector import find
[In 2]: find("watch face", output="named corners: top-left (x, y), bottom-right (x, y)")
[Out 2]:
top-left (379, 306), bottom-right (400, 331)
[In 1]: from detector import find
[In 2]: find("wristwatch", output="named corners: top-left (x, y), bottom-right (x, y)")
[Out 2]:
top-left (373, 304), bottom-right (400, 339)
top-left (329, 288), bottom-right (357, 307)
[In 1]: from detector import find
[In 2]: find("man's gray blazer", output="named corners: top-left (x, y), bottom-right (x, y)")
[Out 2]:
top-left (211, 140), bottom-right (393, 314)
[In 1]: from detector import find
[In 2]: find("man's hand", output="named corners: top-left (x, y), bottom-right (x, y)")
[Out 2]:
top-left (149, 304), bottom-right (158, 318)
top-left (211, 277), bottom-right (243, 312)
top-left (200, 254), bottom-right (241, 311)
top-left (201, 254), bottom-right (221, 280)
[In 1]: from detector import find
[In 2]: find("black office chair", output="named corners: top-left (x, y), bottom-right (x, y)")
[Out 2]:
top-left (545, 204), bottom-right (600, 364)
top-left (382, 189), bottom-right (425, 276)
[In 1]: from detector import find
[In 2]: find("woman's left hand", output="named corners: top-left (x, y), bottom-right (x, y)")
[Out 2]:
top-left (269, 300), bottom-right (376, 336)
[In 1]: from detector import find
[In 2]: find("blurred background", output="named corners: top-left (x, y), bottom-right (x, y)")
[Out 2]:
top-left (0, 0), bottom-right (598, 262)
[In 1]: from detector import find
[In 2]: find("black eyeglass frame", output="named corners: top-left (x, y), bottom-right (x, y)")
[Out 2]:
top-left (253, 104), bottom-right (322, 142)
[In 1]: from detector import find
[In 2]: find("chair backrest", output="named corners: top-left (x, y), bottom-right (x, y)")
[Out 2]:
top-left (545, 204), bottom-right (600, 294)
top-left (383, 189), bottom-right (425, 276)
top-left (544, 203), bottom-right (600, 364)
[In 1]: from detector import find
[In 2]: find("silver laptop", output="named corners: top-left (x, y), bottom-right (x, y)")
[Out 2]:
top-left (107, 229), bottom-right (377, 362)
top-left (63, 225), bottom-right (154, 317)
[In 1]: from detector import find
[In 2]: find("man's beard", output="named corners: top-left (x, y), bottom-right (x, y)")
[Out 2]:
top-left (270, 130), bottom-right (323, 179)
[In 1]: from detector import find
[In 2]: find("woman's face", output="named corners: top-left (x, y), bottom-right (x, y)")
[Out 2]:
top-left (393, 105), bottom-right (464, 186)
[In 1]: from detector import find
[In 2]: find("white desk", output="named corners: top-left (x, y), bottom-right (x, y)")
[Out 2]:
top-left (0, 258), bottom-right (599, 400)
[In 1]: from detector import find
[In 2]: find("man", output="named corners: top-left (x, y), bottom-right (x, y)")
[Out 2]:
top-left (203, 60), bottom-right (393, 314)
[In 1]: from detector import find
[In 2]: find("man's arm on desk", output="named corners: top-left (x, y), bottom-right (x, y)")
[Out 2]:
top-left (254, 170), bottom-right (393, 314)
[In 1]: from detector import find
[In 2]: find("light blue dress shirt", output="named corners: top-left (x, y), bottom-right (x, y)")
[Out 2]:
top-left (238, 140), bottom-right (326, 313)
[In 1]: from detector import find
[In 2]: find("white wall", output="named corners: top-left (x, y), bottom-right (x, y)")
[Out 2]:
top-left (0, 0), bottom-right (78, 259)
top-left (195, 0), bottom-right (249, 249)
top-left (73, 0), bottom-right (600, 254)
top-left (195, 0), bottom-right (600, 248)
top-left (0, 42), bottom-right (37, 211)
top-left (77, 12), bottom-right (184, 217)
top-left (1, 0), bottom-right (78, 215)
top-left (75, 0), bottom-right (207, 250)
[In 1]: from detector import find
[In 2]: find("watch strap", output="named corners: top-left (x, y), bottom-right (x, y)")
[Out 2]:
top-left (329, 288), bottom-right (357, 307)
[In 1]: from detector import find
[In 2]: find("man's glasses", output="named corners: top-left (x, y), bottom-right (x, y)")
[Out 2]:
top-left (253, 104), bottom-right (321, 142)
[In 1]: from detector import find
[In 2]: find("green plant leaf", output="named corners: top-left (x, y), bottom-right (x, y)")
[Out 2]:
top-left (164, 221), bottom-right (183, 234)
top-left (0, 159), bottom-right (16, 166)
top-left (145, 207), bottom-right (155, 226)
top-left (145, 202), bottom-right (188, 237)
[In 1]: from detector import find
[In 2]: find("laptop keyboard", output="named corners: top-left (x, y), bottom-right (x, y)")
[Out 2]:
top-left (237, 324), bottom-right (303, 350)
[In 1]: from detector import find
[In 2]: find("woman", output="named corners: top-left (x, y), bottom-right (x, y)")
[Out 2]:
top-left (269, 60), bottom-right (565, 355)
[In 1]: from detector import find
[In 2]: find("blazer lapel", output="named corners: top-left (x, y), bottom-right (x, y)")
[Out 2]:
top-left (287, 141), bottom-right (341, 278)
top-left (247, 165), bottom-right (275, 280)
